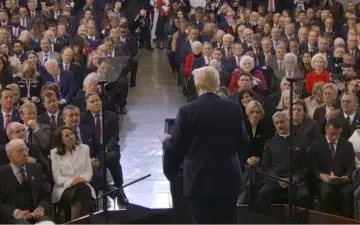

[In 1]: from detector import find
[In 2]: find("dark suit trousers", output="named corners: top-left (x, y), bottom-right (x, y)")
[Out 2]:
top-left (91, 151), bottom-right (124, 189)
top-left (318, 182), bottom-right (353, 218)
top-left (258, 181), bottom-right (311, 208)
top-left (167, 50), bottom-right (177, 70)
top-left (129, 58), bottom-right (139, 83)
top-left (188, 196), bottom-right (238, 224)
top-left (106, 150), bottom-right (124, 187)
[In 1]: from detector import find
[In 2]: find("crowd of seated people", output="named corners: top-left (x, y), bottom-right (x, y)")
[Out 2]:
top-left (164, 0), bottom-right (360, 220)
top-left (0, 0), bottom-right (152, 223)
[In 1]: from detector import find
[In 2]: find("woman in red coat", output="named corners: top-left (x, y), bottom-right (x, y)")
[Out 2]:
top-left (305, 53), bottom-right (330, 93)
top-left (229, 55), bottom-right (267, 95)
top-left (184, 41), bottom-right (203, 80)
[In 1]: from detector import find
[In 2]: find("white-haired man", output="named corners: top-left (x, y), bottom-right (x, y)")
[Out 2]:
top-left (160, 66), bottom-right (248, 224)
top-left (222, 34), bottom-right (234, 60)
top-left (43, 59), bottom-right (76, 104)
top-left (0, 139), bottom-right (51, 224)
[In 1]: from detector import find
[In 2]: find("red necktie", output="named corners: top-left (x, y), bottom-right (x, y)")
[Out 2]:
top-left (5, 114), bottom-right (11, 128)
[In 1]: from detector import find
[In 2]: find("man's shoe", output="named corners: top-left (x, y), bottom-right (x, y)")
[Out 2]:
top-left (120, 107), bottom-right (127, 114)
top-left (130, 82), bottom-right (136, 87)
top-left (117, 190), bottom-right (129, 206)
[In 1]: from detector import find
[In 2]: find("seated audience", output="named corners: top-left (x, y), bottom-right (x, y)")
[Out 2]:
top-left (0, 139), bottom-right (51, 224)
top-left (51, 126), bottom-right (95, 220)
top-left (305, 53), bottom-right (330, 93)
top-left (304, 82), bottom-right (325, 118)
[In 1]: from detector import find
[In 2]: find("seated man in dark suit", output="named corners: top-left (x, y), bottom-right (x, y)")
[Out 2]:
top-left (37, 90), bottom-right (64, 132)
top-left (0, 139), bottom-right (51, 224)
top-left (0, 88), bottom-right (22, 129)
top-left (81, 93), bottom-right (128, 205)
top-left (62, 104), bottom-right (128, 206)
top-left (42, 59), bottom-right (76, 105)
top-left (309, 119), bottom-right (355, 218)
top-left (332, 92), bottom-right (360, 139)
top-left (258, 111), bottom-right (311, 208)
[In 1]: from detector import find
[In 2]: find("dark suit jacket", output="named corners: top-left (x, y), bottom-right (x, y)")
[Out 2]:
top-left (163, 92), bottom-right (248, 197)
top-left (80, 110), bottom-right (119, 153)
top-left (309, 137), bottom-right (355, 179)
top-left (0, 163), bottom-right (50, 223)
top-left (42, 71), bottom-right (76, 102)
top-left (0, 143), bottom-right (50, 177)
top-left (262, 134), bottom-right (308, 184)
top-left (37, 111), bottom-right (64, 131)
top-left (59, 63), bottom-right (84, 92)
top-left (335, 112), bottom-right (360, 139)
top-left (0, 109), bottom-right (21, 129)
top-left (313, 105), bottom-right (327, 133)
top-left (121, 35), bottom-right (138, 57)
top-left (293, 118), bottom-right (322, 146)
top-left (79, 124), bottom-right (102, 159)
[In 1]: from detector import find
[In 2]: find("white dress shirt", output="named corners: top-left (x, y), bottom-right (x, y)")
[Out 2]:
top-left (344, 112), bottom-right (356, 125)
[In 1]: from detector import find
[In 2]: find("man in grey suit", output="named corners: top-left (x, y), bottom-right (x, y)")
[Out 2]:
top-left (37, 38), bottom-right (60, 66)
top-left (19, 102), bottom-right (52, 156)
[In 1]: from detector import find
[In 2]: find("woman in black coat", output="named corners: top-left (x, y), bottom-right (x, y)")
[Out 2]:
top-left (240, 100), bottom-right (272, 204)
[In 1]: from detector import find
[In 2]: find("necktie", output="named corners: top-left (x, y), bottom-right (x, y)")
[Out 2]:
top-left (75, 129), bottom-right (82, 143)
top-left (345, 116), bottom-right (351, 127)
top-left (14, 28), bottom-right (18, 37)
top-left (19, 167), bottom-right (28, 184)
top-left (237, 57), bottom-right (241, 66)
top-left (329, 142), bottom-right (336, 159)
top-left (54, 76), bottom-right (60, 85)
top-left (27, 128), bottom-right (33, 143)
top-left (5, 114), bottom-right (11, 128)
top-left (95, 114), bottom-right (101, 140)
top-left (64, 64), bottom-right (69, 71)
top-left (275, 40), bottom-right (278, 48)
top-left (279, 61), bottom-right (283, 70)
top-left (50, 115), bottom-right (56, 130)
top-left (21, 18), bottom-right (26, 27)
top-left (44, 54), bottom-right (48, 64)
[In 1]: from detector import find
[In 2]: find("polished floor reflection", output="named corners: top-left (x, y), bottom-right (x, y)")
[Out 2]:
top-left (118, 49), bottom-right (185, 209)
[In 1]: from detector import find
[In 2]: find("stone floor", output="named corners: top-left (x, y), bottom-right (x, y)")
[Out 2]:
top-left (112, 49), bottom-right (185, 210)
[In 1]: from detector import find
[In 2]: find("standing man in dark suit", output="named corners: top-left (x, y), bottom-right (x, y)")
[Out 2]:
top-left (0, 139), bottom-right (51, 224)
top-left (309, 119), bottom-right (355, 218)
top-left (0, 88), bottom-right (21, 129)
top-left (119, 24), bottom-right (139, 87)
top-left (160, 67), bottom-right (248, 224)
top-left (81, 93), bottom-right (128, 206)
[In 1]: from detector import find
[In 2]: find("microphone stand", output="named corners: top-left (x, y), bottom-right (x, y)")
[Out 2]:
top-left (98, 80), bottom-right (109, 224)
top-left (256, 170), bottom-right (304, 223)
top-left (87, 174), bottom-right (151, 224)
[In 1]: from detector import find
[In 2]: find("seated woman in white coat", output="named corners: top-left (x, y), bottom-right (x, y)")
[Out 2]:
top-left (50, 126), bottom-right (96, 220)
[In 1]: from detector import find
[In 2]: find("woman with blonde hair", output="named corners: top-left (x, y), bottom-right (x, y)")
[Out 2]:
top-left (304, 82), bottom-right (325, 118)
top-left (305, 53), bottom-right (330, 93)
top-left (277, 90), bottom-right (299, 112)
top-left (239, 100), bottom-right (271, 204)
top-left (13, 60), bottom-right (43, 105)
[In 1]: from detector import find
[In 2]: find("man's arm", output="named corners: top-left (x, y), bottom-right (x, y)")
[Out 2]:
top-left (33, 124), bottom-right (52, 156)
top-left (163, 107), bottom-right (188, 155)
